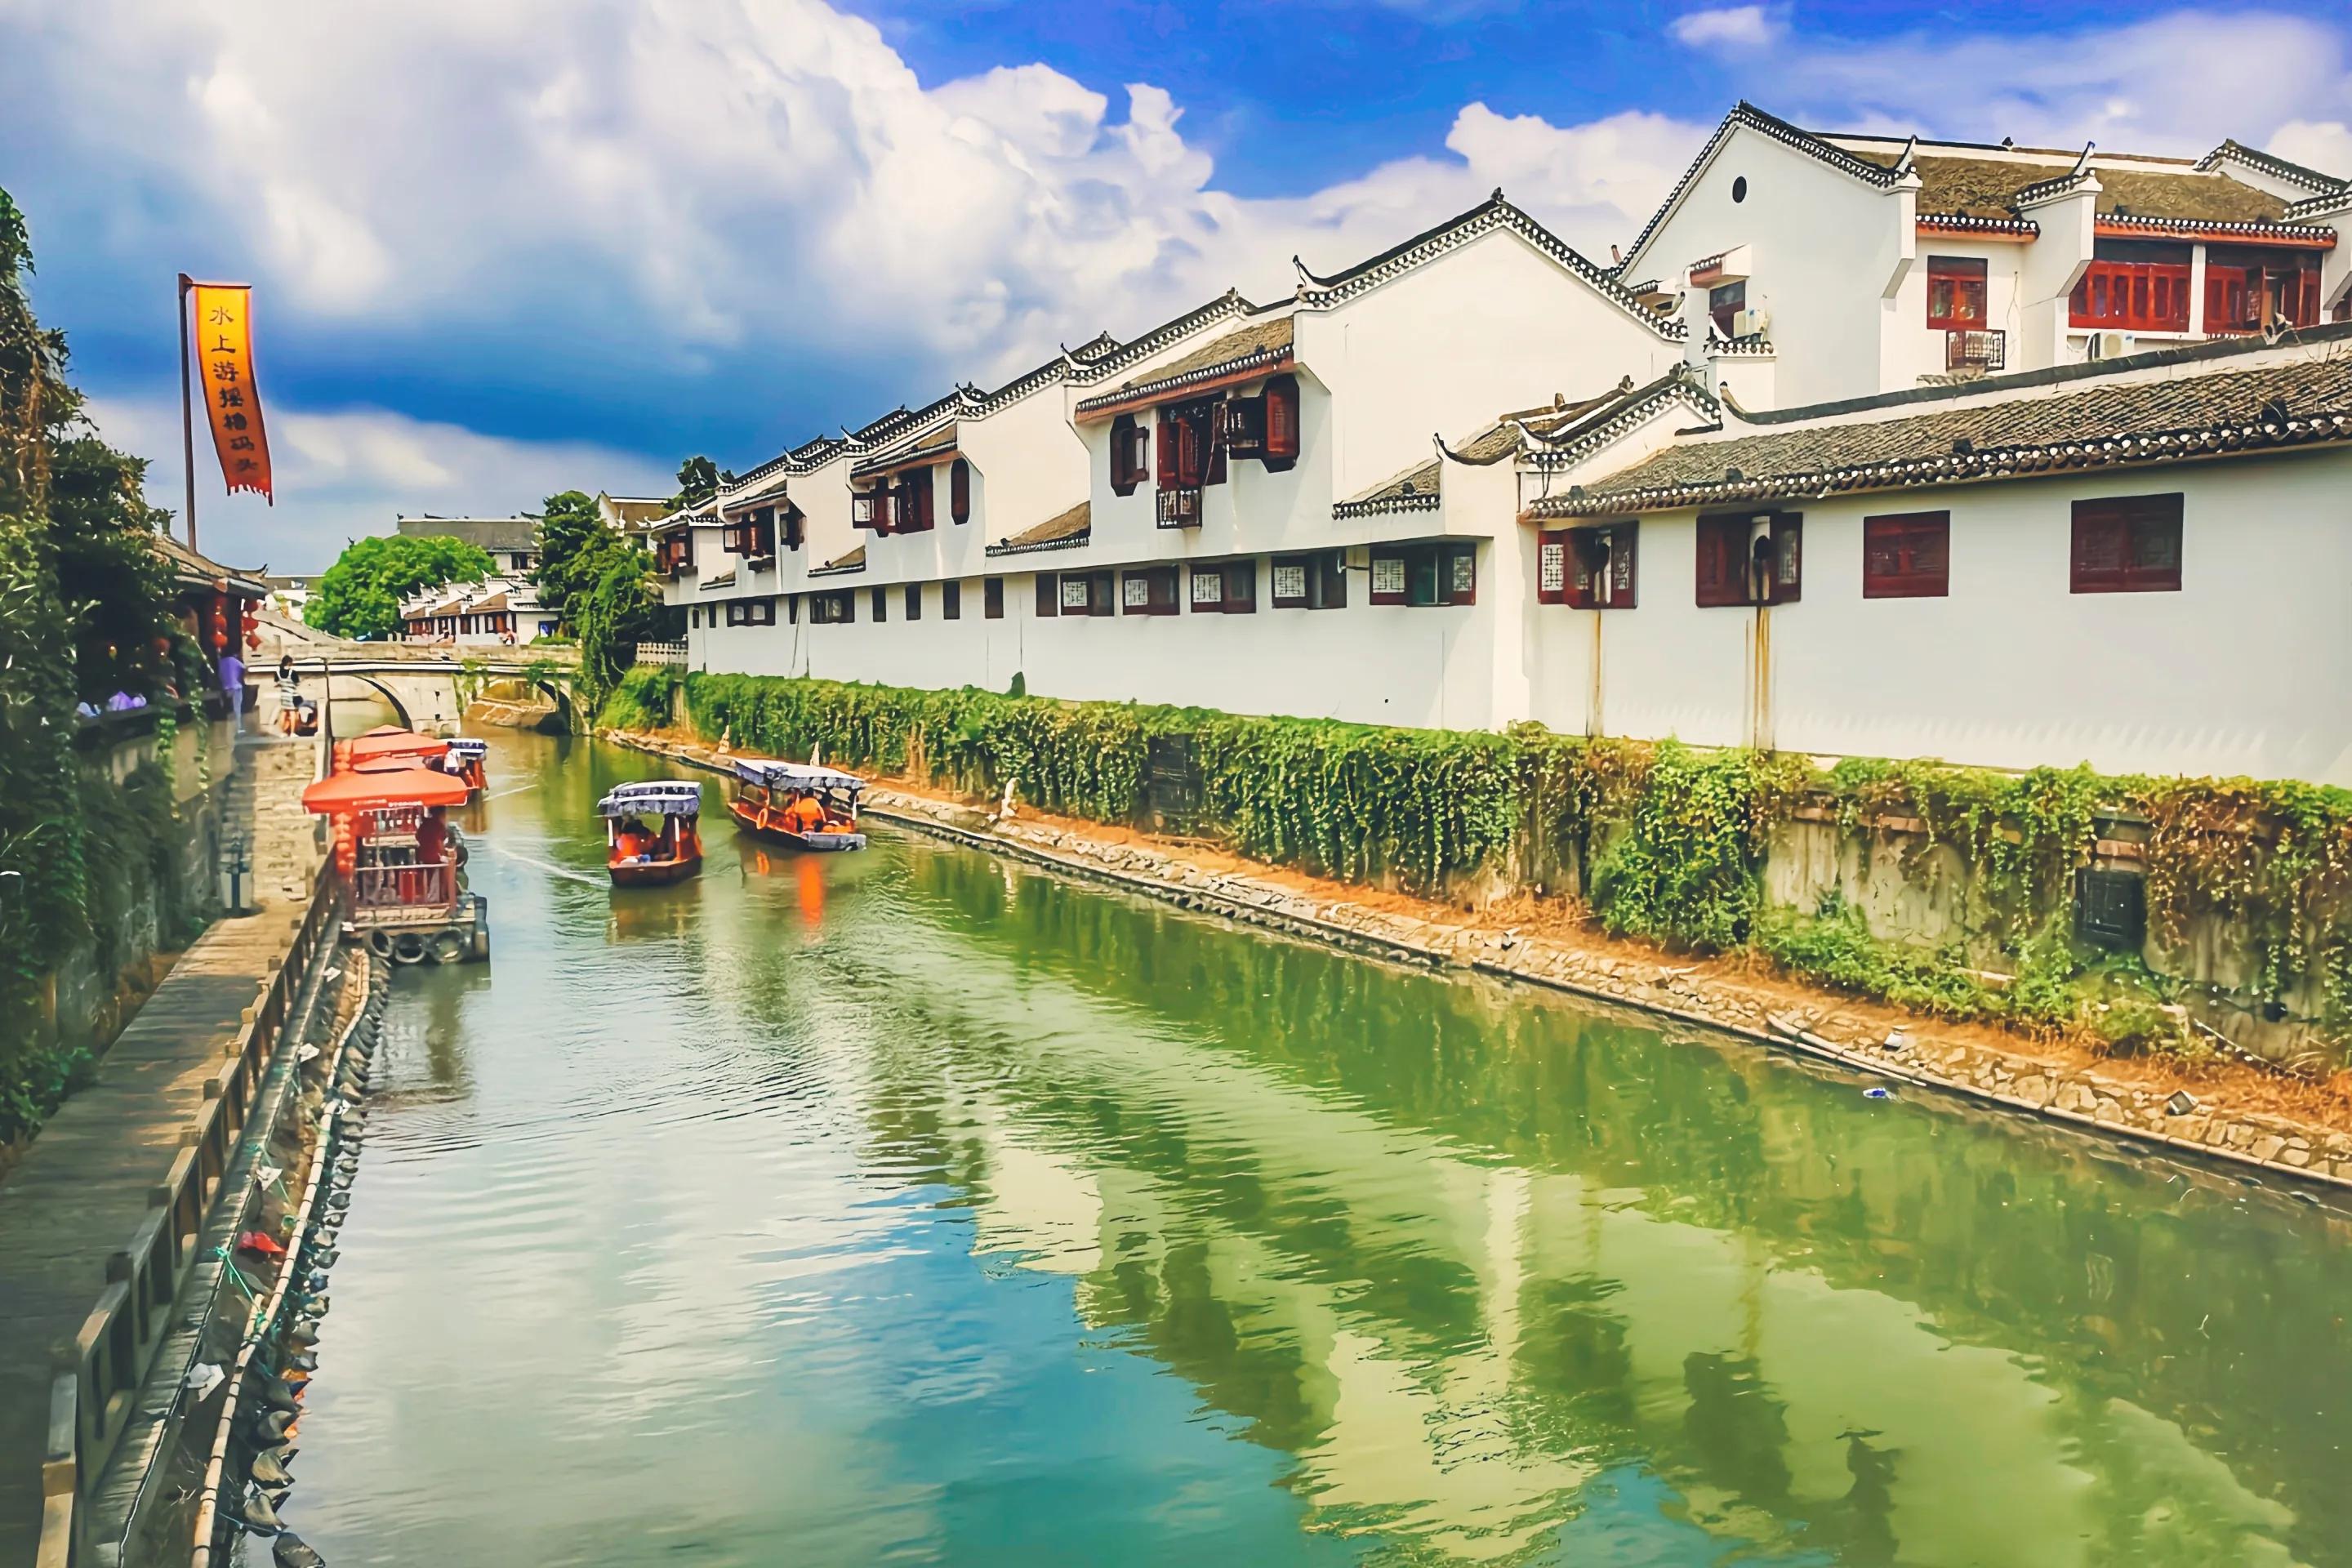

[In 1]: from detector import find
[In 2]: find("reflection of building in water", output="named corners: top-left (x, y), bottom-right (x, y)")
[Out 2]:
top-left (920, 966), bottom-right (2301, 1568)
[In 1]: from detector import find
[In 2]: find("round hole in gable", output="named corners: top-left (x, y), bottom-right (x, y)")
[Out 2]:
top-left (1732, 176), bottom-right (1748, 203)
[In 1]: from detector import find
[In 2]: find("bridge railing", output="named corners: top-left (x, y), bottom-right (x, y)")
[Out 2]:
top-left (633, 641), bottom-right (687, 666)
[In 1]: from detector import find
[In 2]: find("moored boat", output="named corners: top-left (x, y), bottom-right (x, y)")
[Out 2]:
top-left (600, 780), bottom-right (706, 886)
top-left (728, 758), bottom-right (867, 852)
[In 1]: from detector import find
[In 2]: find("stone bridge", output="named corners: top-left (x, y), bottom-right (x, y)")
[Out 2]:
top-left (258, 617), bottom-right (583, 734)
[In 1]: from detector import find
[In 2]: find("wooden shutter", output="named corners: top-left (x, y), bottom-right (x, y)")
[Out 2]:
top-left (1444, 545), bottom-right (1477, 606)
top-left (1766, 513), bottom-right (1802, 604)
top-left (1537, 532), bottom-right (1569, 605)
top-left (1156, 413), bottom-right (1180, 489)
top-left (1863, 512), bottom-right (1949, 598)
top-left (951, 458), bottom-right (971, 523)
top-left (942, 581), bottom-right (960, 619)
top-left (1263, 375), bottom-right (1299, 470)
top-left (1110, 416), bottom-right (1138, 496)
top-left (1222, 560), bottom-right (1255, 614)
top-left (871, 586), bottom-right (887, 622)
top-left (1036, 573), bottom-right (1058, 617)
top-left (1695, 515), bottom-right (1744, 608)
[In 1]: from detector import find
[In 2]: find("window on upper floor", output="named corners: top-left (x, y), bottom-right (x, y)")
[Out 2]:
top-left (2071, 240), bottom-right (2191, 333)
top-left (1925, 258), bottom-right (1987, 331)
top-left (809, 591), bottom-right (853, 625)
top-left (893, 469), bottom-right (936, 533)
top-left (1696, 512), bottom-right (1802, 607)
top-left (1708, 280), bottom-right (1745, 338)
top-left (1538, 523), bottom-right (1637, 608)
top-left (852, 487), bottom-right (888, 531)
top-left (1263, 375), bottom-right (1300, 471)
top-left (2071, 493), bottom-right (2181, 593)
top-left (1110, 415), bottom-right (1148, 497)
top-left (951, 459), bottom-right (971, 524)
top-left (2204, 247), bottom-right (2322, 335)
top-left (1863, 512), bottom-right (1950, 599)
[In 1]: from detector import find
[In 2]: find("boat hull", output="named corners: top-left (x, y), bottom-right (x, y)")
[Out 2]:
top-left (730, 800), bottom-right (866, 852)
top-left (608, 853), bottom-right (702, 887)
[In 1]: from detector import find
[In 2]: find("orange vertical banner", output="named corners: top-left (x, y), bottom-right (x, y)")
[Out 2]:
top-left (190, 283), bottom-right (273, 503)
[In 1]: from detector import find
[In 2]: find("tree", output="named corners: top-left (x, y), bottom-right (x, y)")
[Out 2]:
top-left (668, 454), bottom-right (730, 510)
top-left (304, 533), bottom-right (493, 641)
top-left (528, 488), bottom-right (606, 623)
top-left (574, 541), bottom-right (670, 711)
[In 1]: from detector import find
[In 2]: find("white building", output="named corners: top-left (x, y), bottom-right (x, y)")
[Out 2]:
top-left (649, 105), bottom-right (2352, 785)
top-left (395, 514), bottom-right (540, 578)
top-left (399, 574), bottom-right (550, 644)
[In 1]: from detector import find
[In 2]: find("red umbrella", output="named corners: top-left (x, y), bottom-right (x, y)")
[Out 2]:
top-left (301, 764), bottom-right (470, 813)
top-left (347, 727), bottom-right (450, 764)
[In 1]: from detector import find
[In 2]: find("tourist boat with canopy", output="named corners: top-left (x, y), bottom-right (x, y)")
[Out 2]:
top-left (302, 759), bottom-right (490, 964)
top-left (600, 780), bottom-right (706, 886)
top-left (729, 758), bottom-right (867, 852)
top-left (347, 724), bottom-right (449, 768)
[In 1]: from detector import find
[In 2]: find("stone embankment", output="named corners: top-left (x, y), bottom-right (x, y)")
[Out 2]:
top-left (604, 728), bottom-right (2352, 1196)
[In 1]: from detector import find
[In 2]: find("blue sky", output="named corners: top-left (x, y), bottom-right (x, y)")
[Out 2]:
top-left (2, 0), bottom-right (2347, 569)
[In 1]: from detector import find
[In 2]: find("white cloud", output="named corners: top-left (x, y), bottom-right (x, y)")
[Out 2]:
top-left (2270, 120), bottom-right (2352, 180)
top-left (1670, 6), bottom-right (1785, 51)
top-left (1727, 11), bottom-right (2351, 156)
top-left (80, 396), bottom-right (672, 572)
top-left (0, 0), bottom-right (1706, 392)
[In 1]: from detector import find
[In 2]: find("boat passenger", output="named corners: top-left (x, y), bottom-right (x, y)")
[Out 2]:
top-left (790, 791), bottom-right (827, 834)
top-left (614, 817), bottom-right (653, 860)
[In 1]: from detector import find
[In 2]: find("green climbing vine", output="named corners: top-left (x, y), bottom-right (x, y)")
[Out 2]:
top-left (608, 670), bottom-right (2352, 1061)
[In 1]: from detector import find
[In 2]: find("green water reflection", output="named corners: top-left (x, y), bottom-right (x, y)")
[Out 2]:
top-left (292, 733), bottom-right (2350, 1567)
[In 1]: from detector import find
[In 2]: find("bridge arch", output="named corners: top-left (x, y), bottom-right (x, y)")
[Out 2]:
top-left (325, 671), bottom-right (413, 731)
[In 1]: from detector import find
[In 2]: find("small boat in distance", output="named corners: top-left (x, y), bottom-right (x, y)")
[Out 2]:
top-left (729, 758), bottom-right (867, 852)
top-left (599, 780), bottom-right (706, 886)
top-left (446, 737), bottom-right (489, 797)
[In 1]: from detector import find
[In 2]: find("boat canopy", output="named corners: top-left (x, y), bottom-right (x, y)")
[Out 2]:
top-left (302, 764), bottom-right (471, 814)
top-left (447, 738), bottom-right (489, 759)
top-left (348, 727), bottom-right (450, 764)
top-left (733, 757), bottom-right (866, 794)
top-left (599, 781), bottom-right (705, 817)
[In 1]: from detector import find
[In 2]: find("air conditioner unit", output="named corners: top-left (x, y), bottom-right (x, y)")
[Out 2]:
top-left (1729, 308), bottom-right (1770, 340)
top-left (2090, 330), bottom-right (2134, 361)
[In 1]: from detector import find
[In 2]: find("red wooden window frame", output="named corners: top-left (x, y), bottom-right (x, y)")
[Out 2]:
top-left (942, 580), bottom-right (961, 620)
top-left (1262, 375), bottom-right (1300, 470)
top-left (2071, 493), bottom-right (2182, 594)
top-left (1370, 545), bottom-right (1474, 608)
top-left (1035, 572), bottom-right (1058, 617)
top-left (1539, 523), bottom-right (1637, 608)
top-left (2203, 247), bottom-right (2322, 335)
top-left (782, 505), bottom-right (806, 552)
top-left (1862, 511), bottom-right (1950, 599)
top-left (722, 513), bottom-right (774, 559)
top-left (1221, 560), bottom-right (1255, 614)
top-left (984, 577), bottom-right (1004, 620)
top-left (950, 458), bottom-right (972, 524)
top-left (1187, 563), bottom-right (1225, 612)
top-left (893, 468), bottom-right (935, 533)
top-left (2069, 242), bottom-right (2191, 333)
top-left (870, 586), bottom-right (888, 622)
top-left (1111, 415), bottom-right (1147, 497)
top-left (1120, 566), bottom-right (1180, 616)
top-left (1925, 257), bottom-right (1987, 332)
top-left (1269, 554), bottom-right (1346, 610)
top-left (1708, 280), bottom-right (1745, 336)
top-left (904, 583), bottom-right (923, 621)
top-left (1696, 512), bottom-right (1802, 607)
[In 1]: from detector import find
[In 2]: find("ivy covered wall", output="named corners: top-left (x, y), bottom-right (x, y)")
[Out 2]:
top-left (605, 667), bottom-right (2352, 1069)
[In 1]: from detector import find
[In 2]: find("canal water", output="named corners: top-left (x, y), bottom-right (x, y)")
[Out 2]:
top-left (289, 732), bottom-right (2350, 1567)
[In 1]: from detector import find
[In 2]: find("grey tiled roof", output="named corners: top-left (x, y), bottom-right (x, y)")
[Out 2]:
top-left (1537, 334), bottom-right (2352, 517)
top-left (1334, 461), bottom-right (1441, 518)
top-left (808, 545), bottom-right (867, 577)
top-left (1076, 317), bottom-right (1295, 414)
top-left (987, 501), bottom-right (1091, 556)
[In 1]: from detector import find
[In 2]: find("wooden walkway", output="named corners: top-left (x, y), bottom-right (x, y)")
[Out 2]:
top-left (0, 905), bottom-right (305, 1566)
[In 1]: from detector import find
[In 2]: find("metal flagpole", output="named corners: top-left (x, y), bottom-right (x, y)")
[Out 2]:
top-left (177, 273), bottom-right (198, 551)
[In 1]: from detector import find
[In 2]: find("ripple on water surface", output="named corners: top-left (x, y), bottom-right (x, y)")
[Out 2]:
top-left (280, 733), bottom-right (2352, 1568)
